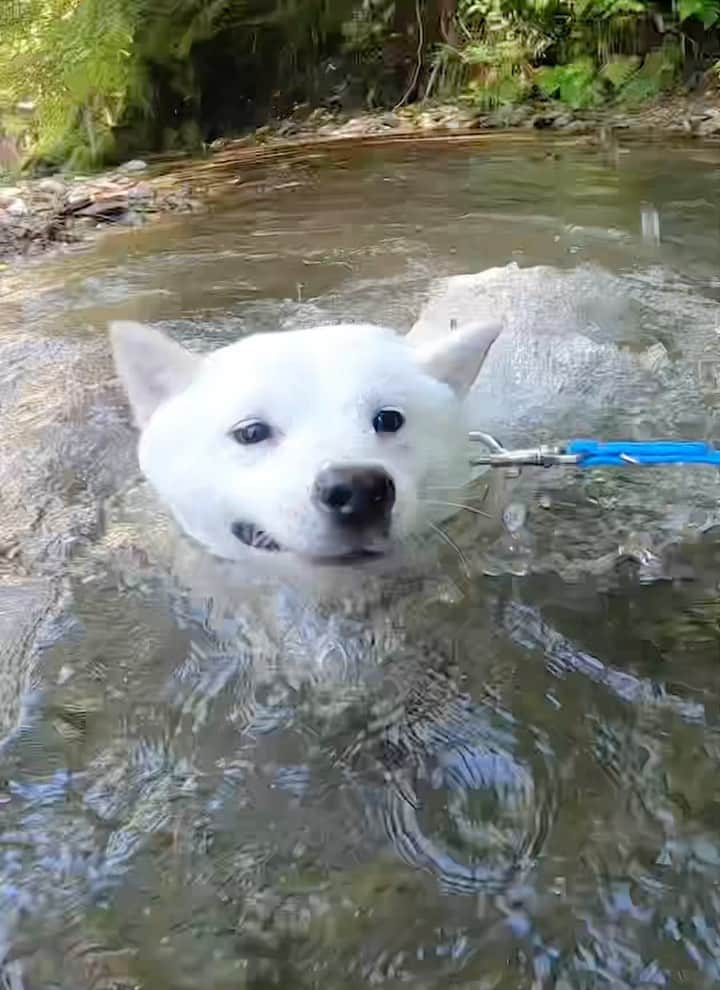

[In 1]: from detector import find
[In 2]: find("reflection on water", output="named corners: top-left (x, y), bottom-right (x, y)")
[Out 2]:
top-left (1, 135), bottom-right (720, 987)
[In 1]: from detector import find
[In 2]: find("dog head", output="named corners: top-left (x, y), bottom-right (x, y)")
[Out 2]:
top-left (110, 320), bottom-right (499, 569)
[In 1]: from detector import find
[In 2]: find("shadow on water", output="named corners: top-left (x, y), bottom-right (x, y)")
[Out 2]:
top-left (1, 134), bottom-right (720, 987)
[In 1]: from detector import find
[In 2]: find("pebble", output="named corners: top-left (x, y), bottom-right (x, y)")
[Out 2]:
top-left (696, 110), bottom-right (720, 136)
top-left (36, 178), bottom-right (66, 196)
top-left (75, 195), bottom-right (129, 218)
top-left (380, 112), bottom-right (401, 128)
top-left (640, 341), bottom-right (670, 373)
top-left (127, 182), bottom-right (153, 202)
top-left (119, 159), bottom-right (148, 173)
top-left (0, 187), bottom-right (22, 206)
top-left (73, 216), bottom-right (98, 232)
top-left (67, 187), bottom-right (91, 206)
top-left (6, 198), bottom-right (28, 217)
top-left (276, 120), bottom-right (301, 137)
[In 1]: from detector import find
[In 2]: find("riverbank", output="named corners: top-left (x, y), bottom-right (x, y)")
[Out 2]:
top-left (2, 88), bottom-right (719, 266)
top-left (0, 159), bottom-right (204, 265)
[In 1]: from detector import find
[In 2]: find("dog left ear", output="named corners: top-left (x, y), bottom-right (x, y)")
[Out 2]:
top-left (414, 321), bottom-right (502, 396)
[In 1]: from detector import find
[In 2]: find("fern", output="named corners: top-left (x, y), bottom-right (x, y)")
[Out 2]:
top-left (600, 53), bottom-right (641, 88)
top-left (0, 0), bottom-right (718, 169)
top-left (536, 57), bottom-right (605, 106)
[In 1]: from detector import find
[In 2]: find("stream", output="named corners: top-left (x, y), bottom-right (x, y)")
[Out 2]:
top-left (2, 134), bottom-right (720, 988)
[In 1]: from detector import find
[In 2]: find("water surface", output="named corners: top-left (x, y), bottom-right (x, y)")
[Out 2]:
top-left (2, 134), bottom-right (720, 988)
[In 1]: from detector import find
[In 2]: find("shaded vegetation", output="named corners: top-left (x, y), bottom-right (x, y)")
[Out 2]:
top-left (1, 0), bottom-right (720, 170)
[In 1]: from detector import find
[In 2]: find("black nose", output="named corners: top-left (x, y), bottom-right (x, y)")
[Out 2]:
top-left (313, 466), bottom-right (396, 530)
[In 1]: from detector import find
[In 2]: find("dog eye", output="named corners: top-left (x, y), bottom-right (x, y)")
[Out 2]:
top-left (231, 420), bottom-right (272, 445)
top-left (373, 408), bottom-right (405, 434)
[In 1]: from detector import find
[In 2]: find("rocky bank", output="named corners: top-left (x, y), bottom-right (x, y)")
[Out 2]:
top-left (2, 89), bottom-right (720, 266)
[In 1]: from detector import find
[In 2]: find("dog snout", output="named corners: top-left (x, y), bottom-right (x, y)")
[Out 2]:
top-left (313, 465), bottom-right (396, 529)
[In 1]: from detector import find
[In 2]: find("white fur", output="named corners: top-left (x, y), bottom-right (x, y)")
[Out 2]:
top-left (110, 319), bottom-right (500, 572)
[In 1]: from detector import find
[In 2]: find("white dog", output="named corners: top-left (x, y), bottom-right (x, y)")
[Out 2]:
top-left (109, 319), bottom-right (502, 580)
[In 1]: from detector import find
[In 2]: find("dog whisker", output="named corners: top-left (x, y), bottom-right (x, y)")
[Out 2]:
top-left (421, 498), bottom-right (492, 519)
top-left (428, 521), bottom-right (471, 578)
top-left (420, 498), bottom-right (492, 519)
top-left (423, 483), bottom-right (492, 503)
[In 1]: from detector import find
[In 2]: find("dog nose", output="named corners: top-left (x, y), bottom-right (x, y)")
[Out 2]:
top-left (313, 466), bottom-right (396, 529)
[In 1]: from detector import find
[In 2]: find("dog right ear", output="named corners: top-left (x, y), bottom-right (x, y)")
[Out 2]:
top-left (109, 321), bottom-right (201, 428)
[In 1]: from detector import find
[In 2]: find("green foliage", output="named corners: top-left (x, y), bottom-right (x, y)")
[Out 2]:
top-left (1, 0), bottom-right (363, 169)
top-left (677, 0), bottom-right (720, 28)
top-left (442, 0), bottom-right (710, 110)
top-left (0, 0), bottom-right (140, 167)
top-left (0, 0), bottom-right (719, 170)
top-left (614, 41), bottom-right (684, 103)
top-left (599, 54), bottom-right (642, 89)
top-left (536, 58), bottom-right (603, 107)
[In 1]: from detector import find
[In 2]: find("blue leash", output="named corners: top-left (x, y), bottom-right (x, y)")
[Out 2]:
top-left (469, 433), bottom-right (720, 470)
top-left (567, 439), bottom-right (720, 469)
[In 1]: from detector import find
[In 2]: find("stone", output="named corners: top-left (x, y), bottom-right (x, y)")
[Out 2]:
top-left (66, 187), bottom-right (92, 207)
top-left (289, 101), bottom-right (311, 121)
top-left (72, 216), bottom-right (98, 232)
top-left (640, 342), bottom-right (670, 374)
top-left (696, 110), bottom-right (720, 136)
top-left (307, 107), bottom-right (332, 125)
top-left (6, 198), bottom-right (28, 217)
top-left (276, 119), bottom-right (301, 138)
top-left (0, 187), bottom-right (22, 206)
top-left (74, 195), bottom-right (129, 219)
top-left (563, 120), bottom-right (589, 133)
top-left (120, 211), bottom-right (145, 226)
top-left (127, 182), bottom-right (153, 202)
top-left (36, 178), bottom-right (66, 196)
top-left (119, 159), bottom-right (148, 173)
top-left (532, 113), bottom-right (558, 129)
top-left (379, 112), bottom-right (401, 129)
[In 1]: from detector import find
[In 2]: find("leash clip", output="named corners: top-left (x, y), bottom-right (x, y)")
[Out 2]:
top-left (468, 432), bottom-right (579, 469)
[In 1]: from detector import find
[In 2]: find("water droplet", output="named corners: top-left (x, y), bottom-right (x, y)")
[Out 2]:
top-left (503, 502), bottom-right (527, 533)
top-left (641, 203), bottom-right (660, 245)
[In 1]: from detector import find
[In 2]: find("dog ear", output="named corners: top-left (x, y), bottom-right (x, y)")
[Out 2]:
top-left (109, 321), bottom-right (201, 428)
top-left (414, 320), bottom-right (502, 396)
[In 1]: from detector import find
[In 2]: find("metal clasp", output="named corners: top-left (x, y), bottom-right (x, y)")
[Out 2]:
top-left (468, 432), bottom-right (579, 469)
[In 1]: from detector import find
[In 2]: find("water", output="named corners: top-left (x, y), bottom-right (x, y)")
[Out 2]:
top-left (2, 134), bottom-right (720, 987)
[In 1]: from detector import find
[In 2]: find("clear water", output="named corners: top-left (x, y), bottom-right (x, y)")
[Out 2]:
top-left (2, 134), bottom-right (720, 988)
